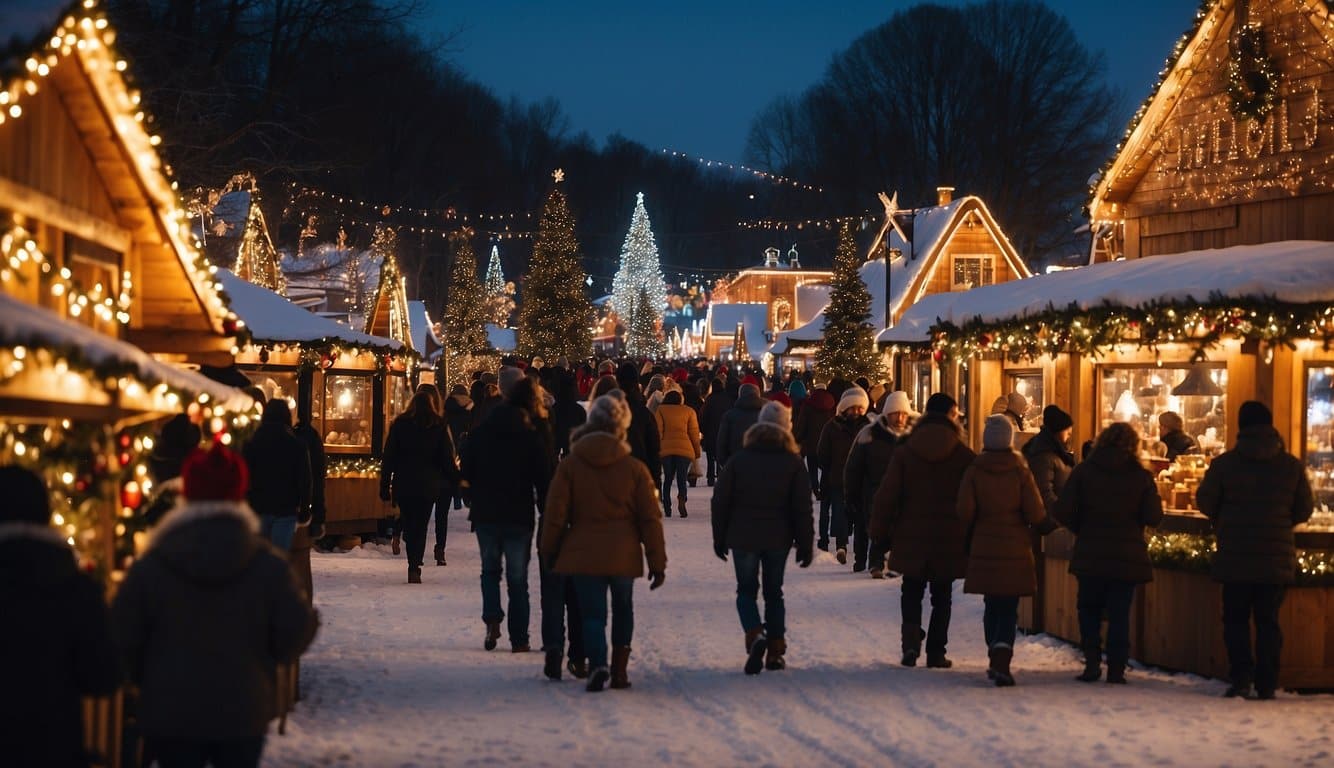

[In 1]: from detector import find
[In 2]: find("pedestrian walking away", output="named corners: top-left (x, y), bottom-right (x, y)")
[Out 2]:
top-left (655, 389), bottom-right (701, 518)
top-left (817, 386), bottom-right (871, 569)
top-left (381, 390), bottom-right (461, 583)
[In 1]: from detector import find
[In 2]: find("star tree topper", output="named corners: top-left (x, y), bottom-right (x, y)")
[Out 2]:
top-left (553, 168), bottom-right (565, 184)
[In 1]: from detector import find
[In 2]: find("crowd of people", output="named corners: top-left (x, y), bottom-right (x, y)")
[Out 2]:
top-left (0, 355), bottom-right (1315, 766)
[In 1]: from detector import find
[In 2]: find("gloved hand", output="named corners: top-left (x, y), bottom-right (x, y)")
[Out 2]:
top-left (796, 549), bottom-right (813, 568)
top-left (649, 571), bottom-right (666, 590)
top-left (714, 543), bottom-right (728, 562)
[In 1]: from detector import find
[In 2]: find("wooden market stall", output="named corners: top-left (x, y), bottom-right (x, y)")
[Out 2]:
top-left (217, 268), bottom-right (416, 536)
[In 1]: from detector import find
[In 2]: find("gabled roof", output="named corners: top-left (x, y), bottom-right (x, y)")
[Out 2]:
top-left (707, 303), bottom-right (768, 361)
top-left (218, 269), bottom-right (404, 354)
top-left (366, 248), bottom-right (411, 348)
top-left (407, 300), bottom-right (442, 361)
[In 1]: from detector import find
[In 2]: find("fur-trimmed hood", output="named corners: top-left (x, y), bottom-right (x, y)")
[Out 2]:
top-left (855, 420), bottom-right (907, 446)
top-left (147, 499), bottom-right (265, 588)
top-left (742, 421), bottom-right (800, 454)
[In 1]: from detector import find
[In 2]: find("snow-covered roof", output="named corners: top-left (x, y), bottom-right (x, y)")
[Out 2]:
top-left (218, 269), bottom-right (404, 352)
top-left (407, 301), bottom-right (441, 358)
top-left (487, 324), bottom-right (517, 352)
top-left (780, 256), bottom-right (900, 344)
top-left (708, 303), bottom-right (768, 361)
top-left (795, 283), bottom-right (832, 324)
top-left (0, 291), bottom-right (253, 412)
top-left (883, 241), bottom-right (1334, 343)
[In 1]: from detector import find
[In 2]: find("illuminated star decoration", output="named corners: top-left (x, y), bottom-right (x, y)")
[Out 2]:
top-left (553, 168), bottom-right (565, 184)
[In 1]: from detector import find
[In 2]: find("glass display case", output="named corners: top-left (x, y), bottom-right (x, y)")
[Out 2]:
top-left (1097, 364), bottom-right (1228, 455)
top-left (242, 370), bottom-right (299, 411)
top-left (1006, 369), bottom-right (1045, 427)
top-left (1305, 363), bottom-right (1334, 518)
top-left (387, 372), bottom-right (412, 424)
top-left (321, 373), bottom-right (372, 453)
top-left (910, 360), bottom-right (933, 417)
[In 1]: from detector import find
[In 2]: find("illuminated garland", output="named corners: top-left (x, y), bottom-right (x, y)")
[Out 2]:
top-left (1, 225), bottom-right (134, 325)
top-left (327, 457), bottom-right (381, 478)
top-left (1227, 22), bottom-right (1281, 122)
top-left (659, 149), bottom-right (824, 193)
top-left (1148, 532), bottom-right (1334, 585)
top-left (930, 296), bottom-right (1334, 363)
top-left (736, 213), bottom-right (873, 231)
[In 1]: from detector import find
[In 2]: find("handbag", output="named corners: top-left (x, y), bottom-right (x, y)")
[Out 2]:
top-left (688, 454), bottom-right (704, 480)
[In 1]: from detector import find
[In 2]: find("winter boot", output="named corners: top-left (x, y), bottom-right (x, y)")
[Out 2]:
top-left (744, 627), bottom-right (768, 675)
top-left (484, 620), bottom-right (502, 651)
top-left (407, 566), bottom-right (422, 584)
top-left (543, 649), bottom-right (562, 681)
top-left (836, 547), bottom-right (848, 565)
top-left (586, 665), bottom-right (610, 692)
top-left (765, 637), bottom-right (787, 671)
top-left (870, 564), bottom-right (885, 580)
top-left (1105, 655), bottom-right (1128, 685)
top-left (567, 658), bottom-right (590, 679)
top-left (434, 544), bottom-right (446, 566)
top-left (610, 646), bottom-right (632, 689)
top-left (1224, 682), bottom-right (1254, 699)
top-left (989, 644), bottom-right (1015, 687)
top-left (1075, 640), bottom-right (1102, 682)
top-left (926, 653), bottom-right (953, 669)
top-left (901, 625), bottom-right (925, 667)
top-left (663, 497), bottom-right (672, 518)
top-left (677, 496), bottom-right (688, 518)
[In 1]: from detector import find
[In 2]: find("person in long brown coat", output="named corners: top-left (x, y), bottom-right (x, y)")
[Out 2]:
top-left (870, 393), bottom-right (976, 668)
top-left (540, 393), bottom-right (667, 692)
top-left (958, 415), bottom-right (1055, 687)
top-left (1053, 422), bottom-right (1164, 684)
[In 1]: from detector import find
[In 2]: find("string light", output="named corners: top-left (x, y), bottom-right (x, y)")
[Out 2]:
top-left (659, 148), bottom-right (824, 193)
top-left (736, 213), bottom-right (873, 231)
top-left (286, 183), bottom-right (535, 225)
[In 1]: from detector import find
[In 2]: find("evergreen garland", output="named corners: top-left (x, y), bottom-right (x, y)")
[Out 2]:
top-left (517, 183), bottom-right (593, 361)
top-left (443, 231), bottom-right (491, 385)
top-left (816, 222), bottom-right (885, 381)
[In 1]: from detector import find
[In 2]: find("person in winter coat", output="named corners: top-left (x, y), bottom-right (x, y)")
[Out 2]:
top-left (845, 390), bottom-right (913, 578)
top-left (793, 386), bottom-right (835, 547)
top-left (470, 374), bottom-right (504, 432)
top-left (551, 371), bottom-right (588, 458)
top-left (958, 415), bottom-right (1055, 686)
top-left (1157, 411), bottom-right (1199, 461)
top-left (712, 402), bottom-right (814, 675)
top-left (1196, 401), bottom-right (1314, 699)
top-left (143, 411), bottom-right (203, 527)
top-left (655, 389), bottom-right (702, 518)
top-left (241, 399), bottom-right (312, 551)
top-left (869, 393), bottom-right (976, 668)
top-left (0, 466), bottom-right (119, 768)
top-left (817, 386), bottom-right (871, 568)
top-left (700, 378), bottom-right (734, 486)
top-left (1022, 405), bottom-right (1075, 514)
top-left (293, 411), bottom-right (327, 540)
top-left (112, 444), bottom-right (317, 767)
top-left (787, 378), bottom-right (807, 415)
top-left (716, 383), bottom-right (766, 467)
top-left (444, 384), bottom-right (475, 509)
top-left (381, 391), bottom-right (461, 582)
top-left (540, 394), bottom-right (667, 692)
top-left (1053, 421), bottom-right (1163, 684)
top-left (616, 364), bottom-right (663, 491)
top-left (461, 371), bottom-right (553, 652)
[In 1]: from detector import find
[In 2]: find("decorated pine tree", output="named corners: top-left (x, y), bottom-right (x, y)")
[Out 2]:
top-left (611, 192), bottom-right (665, 328)
top-left (625, 285), bottom-right (663, 359)
top-left (732, 321), bottom-right (749, 362)
top-left (483, 244), bottom-right (514, 325)
top-left (234, 191), bottom-right (286, 295)
top-left (443, 230), bottom-right (491, 384)
top-left (517, 171), bottom-right (593, 360)
top-left (816, 222), bottom-right (885, 382)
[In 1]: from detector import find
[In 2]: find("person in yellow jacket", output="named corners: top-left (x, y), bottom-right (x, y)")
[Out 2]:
top-left (655, 389), bottom-right (702, 518)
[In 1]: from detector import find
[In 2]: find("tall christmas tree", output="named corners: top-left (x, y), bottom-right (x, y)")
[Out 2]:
top-left (234, 191), bottom-right (287, 295)
top-left (517, 171), bottom-right (593, 361)
top-left (611, 192), bottom-right (665, 328)
top-left (625, 285), bottom-right (663, 359)
top-left (816, 222), bottom-right (885, 382)
top-left (443, 230), bottom-right (491, 385)
top-left (483, 244), bottom-right (514, 325)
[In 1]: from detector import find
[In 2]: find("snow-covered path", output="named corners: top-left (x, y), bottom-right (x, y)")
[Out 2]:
top-left (265, 488), bottom-right (1333, 767)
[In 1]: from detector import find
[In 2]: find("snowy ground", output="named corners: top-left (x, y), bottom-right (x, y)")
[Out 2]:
top-left (265, 488), bottom-right (1333, 768)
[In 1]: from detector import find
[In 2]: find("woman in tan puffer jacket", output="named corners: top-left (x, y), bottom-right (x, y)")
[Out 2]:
top-left (655, 389), bottom-right (701, 518)
top-left (541, 393), bottom-right (667, 693)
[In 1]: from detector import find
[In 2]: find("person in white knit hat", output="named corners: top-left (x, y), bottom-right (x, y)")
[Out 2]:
top-left (816, 386), bottom-right (871, 567)
top-left (845, 391), bottom-right (914, 578)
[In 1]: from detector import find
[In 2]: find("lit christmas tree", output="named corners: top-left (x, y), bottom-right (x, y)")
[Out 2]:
top-left (365, 224), bottom-right (410, 344)
top-left (816, 222), bottom-right (885, 382)
top-left (517, 170), bottom-right (593, 361)
top-left (234, 189), bottom-right (286, 295)
top-left (443, 230), bottom-right (491, 385)
top-left (732, 321), bottom-right (749, 362)
top-left (483, 244), bottom-right (514, 325)
top-left (611, 192), bottom-right (665, 328)
top-left (625, 285), bottom-right (664, 359)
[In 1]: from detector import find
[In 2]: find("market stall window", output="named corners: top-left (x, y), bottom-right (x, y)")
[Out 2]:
top-left (322, 374), bottom-right (372, 453)
top-left (1098, 364), bottom-right (1228, 456)
top-left (1005, 369), bottom-right (1045, 427)
top-left (951, 255), bottom-right (994, 290)
top-left (911, 360), bottom-right (933, 417)
top-left (1305, 364), bottom-right (1334, 515)
top-left (387, 373), bottom-right (412, 422)
top-left (242, 370), bottom-right (298, 411)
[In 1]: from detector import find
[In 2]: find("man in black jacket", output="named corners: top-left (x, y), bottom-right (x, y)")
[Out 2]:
top-left (241, 399), bottom-right (312, 551)
top-left (461, 367), bottom-right (552, 652)
top-left (715, 383), bottom-right (765, 467)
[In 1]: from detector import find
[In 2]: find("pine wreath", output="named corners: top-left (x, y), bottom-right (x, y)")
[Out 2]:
top-left (1227, 23), bottom-right (1280, 123)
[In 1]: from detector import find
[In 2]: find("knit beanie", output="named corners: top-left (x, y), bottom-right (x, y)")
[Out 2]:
top-left (1042, 405), bottom-right (1073, 433)
top-left (881, 390), bottom-right (912, 415)
top-left (498, 366), bottom-right (526, 398)
top-left (1238, 401), bottom-right (1273, 430)
top-left (181, 442), bottom-right (248, 502)
top-left (983, 413), bottom-right (1015, 451)
top-left (1006, 391), bottom-right (1028, 416)
top-left (587, 393), bottom-right (632, 435)
top-left (0, 465), bottom-right (49, 524)
top-left (990, 396), bottom-right (1009, 415)
top-left (758, 401), bottom-right (793, 432)
top-left (924, 392), bottom-right (957, 415)
top-left (738, 383), bottom-right (761, 401)
top-left (837, 386), bottom-right (870, 415)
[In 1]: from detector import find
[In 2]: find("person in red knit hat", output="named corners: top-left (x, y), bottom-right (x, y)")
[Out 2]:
top-left (112, 442), bottom-right (317, 768)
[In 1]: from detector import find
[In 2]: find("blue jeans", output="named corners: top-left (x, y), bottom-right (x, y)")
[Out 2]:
top-left (733, 548), bottom-right (789, 640)
top-left (1077, 577), bottom-right (1135, 662)
top-left (539, 555), bottom-right (584, 661)
top-left (259, 515), bottom-right (297, 551)
top-left (983, 595), bottom-right (1020, 648)
top-left (571, 575), bottom-right (635, 669)
top-left (662, 455), bottom-right (691, 505)
top-left (475, 523), bottom-right (533, 646)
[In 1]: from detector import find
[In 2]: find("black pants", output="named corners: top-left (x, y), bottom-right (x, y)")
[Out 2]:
top-left (901, 577), bottom-right (953, 655)
top-left (1222, 583), bottom-right (1286, 693)
top-left (705, 449), bottom-right (719, 483)
top-left (397, 496), bottom-right (433, 570)
top-left (540, 555), bottom-right (585, 662)
top-left (433, 496), bottom-right (450, 551)
top-left (1076, 577), bottom-right (1135, 663)
top-left (847, 503), bottom-right (869, 569)
top-left (151, 736), bottom-right (265, 768)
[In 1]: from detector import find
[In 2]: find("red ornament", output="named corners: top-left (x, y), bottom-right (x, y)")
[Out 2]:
top-left (222, 317), bottom-right (239, 335)
top-left (932, 348), bottom-right (945, 363)
top-left (320, 353), bottom-right (333, 369)
top-left (120, 480), bottom-right (143, 509)
top-left (118, 451), bottom-right (131, 467)
top-left (979, 332), bottom-right (992, 348)
top-left (119, 433), bottom-right (131, 449)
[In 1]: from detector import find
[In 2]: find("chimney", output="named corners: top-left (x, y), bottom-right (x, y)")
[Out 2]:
top-left (937, 186), bottom-right (955, 206)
